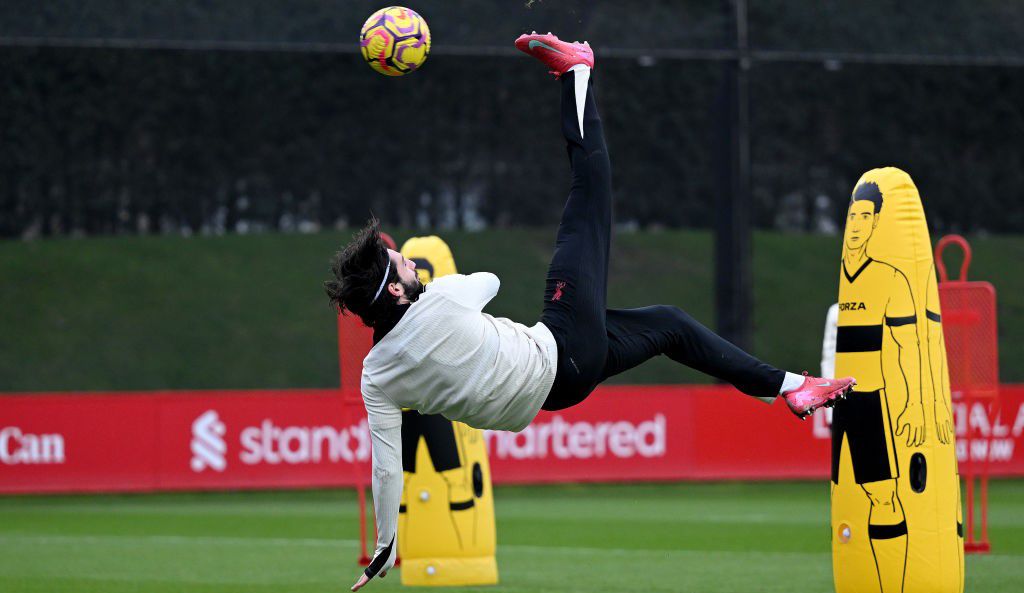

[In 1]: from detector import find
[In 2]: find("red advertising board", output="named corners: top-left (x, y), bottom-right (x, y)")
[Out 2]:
top-left (485, 385), bottom-right (829, 483)
top-left (2, 385), bottom-right (1023, 494)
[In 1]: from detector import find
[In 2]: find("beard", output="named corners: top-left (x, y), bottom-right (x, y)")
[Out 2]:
top-left (402, 277), bottom-right (425, 302)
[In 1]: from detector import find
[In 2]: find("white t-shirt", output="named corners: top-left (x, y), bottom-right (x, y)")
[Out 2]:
top-left (359, 272), bottom-right (558, 574)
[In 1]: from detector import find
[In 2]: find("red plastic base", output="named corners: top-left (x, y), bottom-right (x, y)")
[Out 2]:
top-left (964, 542), bottom-right (991, 554)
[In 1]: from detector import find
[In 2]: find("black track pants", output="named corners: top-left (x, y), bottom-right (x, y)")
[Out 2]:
top-left (539, 70), bottom-right (785, 410)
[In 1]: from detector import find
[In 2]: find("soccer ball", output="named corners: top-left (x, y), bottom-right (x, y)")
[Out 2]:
top-left (360, 6), bottom-right (431, 76)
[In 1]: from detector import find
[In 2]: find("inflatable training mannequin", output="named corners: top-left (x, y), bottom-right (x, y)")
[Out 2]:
top-left (831, 168), bottom-right (962, 593)
top-left (397, 236), bottom-right (499, 586)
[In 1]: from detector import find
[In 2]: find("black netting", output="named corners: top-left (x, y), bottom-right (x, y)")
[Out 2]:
top-left (1, 1), bottom-right (1022, 238)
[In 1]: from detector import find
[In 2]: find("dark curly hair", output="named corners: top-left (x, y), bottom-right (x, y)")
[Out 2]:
top-left (324, 218), bottom-right (400, 328)
top-left (851, 181), bottom-right (884, 214)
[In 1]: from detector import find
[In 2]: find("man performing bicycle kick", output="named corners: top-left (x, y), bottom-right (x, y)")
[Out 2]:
top-left (325, 33), bottom-right (856, 591)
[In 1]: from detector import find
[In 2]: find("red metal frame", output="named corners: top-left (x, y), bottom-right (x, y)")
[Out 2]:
top-left (936, 234), bottom-right (997, 554)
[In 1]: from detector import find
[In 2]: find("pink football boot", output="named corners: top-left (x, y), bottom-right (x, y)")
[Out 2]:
top-left (514, 32), bottom-right (595, 78)
top-left (782, 373), bottom-right (856, 420)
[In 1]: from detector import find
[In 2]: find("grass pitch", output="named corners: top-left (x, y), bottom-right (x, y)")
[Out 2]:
top-left (1, 481), bottom-right (1022, 592)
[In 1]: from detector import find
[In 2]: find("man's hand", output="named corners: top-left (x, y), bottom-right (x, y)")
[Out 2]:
top-left (935, 399), bottom-right (953, 444)
top-left (896, 402), bottom-right (926, 447)
top-left (352, 570), bottom-right (386, 592)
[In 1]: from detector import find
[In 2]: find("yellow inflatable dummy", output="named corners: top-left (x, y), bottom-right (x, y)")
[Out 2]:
top-left (832, 168), bottom-right (962, 593)
top-left (397, 236), bottom-right (499, 586)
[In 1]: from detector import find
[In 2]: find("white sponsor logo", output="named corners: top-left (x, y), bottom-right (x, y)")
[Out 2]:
top-left (957, 438), bottom-right (1015, 463)
top-left (953, 400), bottom-right (1024, 439)
top-left (188, 411), bottom-right (370, 472)
top-left (191, 410), bottom-right (227, 472)
top-left (239, 419), bottom-right (370, 465)
top-left (484, 414), bottom-right (666, 460)
top-left (0, 427), bottom-right (65, 465)
top-left (953, 400), bottom-right (1023, 463)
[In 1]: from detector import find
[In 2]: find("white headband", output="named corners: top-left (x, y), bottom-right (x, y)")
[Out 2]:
top-left (371, 258), bottom-right (392, 303)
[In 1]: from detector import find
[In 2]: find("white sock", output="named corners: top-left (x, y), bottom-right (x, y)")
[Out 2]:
top-left (779, 372), bottom-right (805, 395)
top-left (570, 64), bottom-right (590, 138)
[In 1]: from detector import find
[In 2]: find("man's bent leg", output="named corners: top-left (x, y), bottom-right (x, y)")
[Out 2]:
top-left (599, 306), bottom-right (786, 399)
top-left (540, 67), bottom-right (614, 409)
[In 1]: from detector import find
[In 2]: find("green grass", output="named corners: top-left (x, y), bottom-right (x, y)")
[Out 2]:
top-left (1, 230), bottom-right (1022, 392)
top-left (1, 481), bottom-right (1022, 592)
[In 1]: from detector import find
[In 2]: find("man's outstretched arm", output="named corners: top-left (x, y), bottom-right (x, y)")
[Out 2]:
top-left (353, 379), bottom-right (403, 591)
top-left (887, 271), bottom-right (926, 447)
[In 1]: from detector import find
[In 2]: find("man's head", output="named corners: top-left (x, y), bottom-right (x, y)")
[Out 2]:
top-left (324, 219), bottom-right (423, 327)
top-left (844, 181), bottom-right (884, 252)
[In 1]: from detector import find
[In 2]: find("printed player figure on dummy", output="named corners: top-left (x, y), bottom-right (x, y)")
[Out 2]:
top-left (835, 181), bottom-right (923, 593)
top-left (831, 168), bottom-right (962, 593)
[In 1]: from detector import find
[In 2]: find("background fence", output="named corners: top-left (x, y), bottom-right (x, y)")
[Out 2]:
top-left (2, 0), bottom-right (1023, 239)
